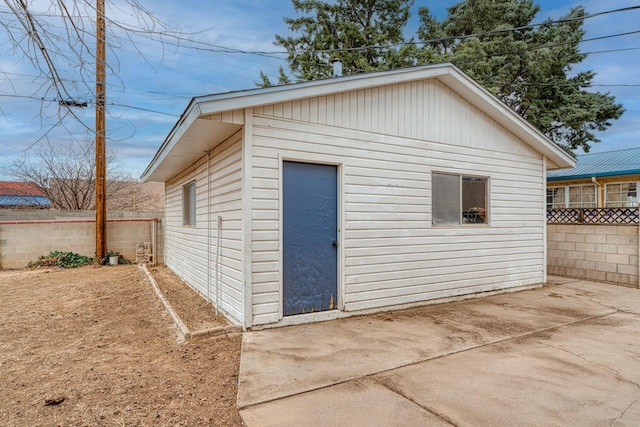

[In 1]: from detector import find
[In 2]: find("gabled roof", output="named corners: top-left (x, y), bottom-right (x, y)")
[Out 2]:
top-left (142, 63), bottom-right (575, 182)
top-left (547, 147), bottom-right (640, 181)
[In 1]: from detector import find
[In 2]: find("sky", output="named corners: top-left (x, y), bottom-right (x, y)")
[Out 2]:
top-left (0, 0), bottom-right (639, 181)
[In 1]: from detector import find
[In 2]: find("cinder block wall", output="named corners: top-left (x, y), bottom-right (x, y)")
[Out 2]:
top-left (547, 224), bottom-right (639, 287)
top-left (0, 210), bottom-right (163, 221)
top-left (0, 217), bottom-right (163, 269)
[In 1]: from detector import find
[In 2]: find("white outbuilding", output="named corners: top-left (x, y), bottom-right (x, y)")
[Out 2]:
top-left (142, 63), bottom-right (575, 329)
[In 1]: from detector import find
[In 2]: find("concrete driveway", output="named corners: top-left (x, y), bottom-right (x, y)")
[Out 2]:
top-left (237, 277), bottom-right (640, 426)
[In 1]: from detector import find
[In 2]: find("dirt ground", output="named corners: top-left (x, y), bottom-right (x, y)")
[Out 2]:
top-left (148, 265), bottom-right (231, 332)
top-left (0, 264), bottom-right (243, 426)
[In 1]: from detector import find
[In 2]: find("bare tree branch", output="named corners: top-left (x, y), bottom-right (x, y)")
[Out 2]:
top-left (5, 137), bottom-right (161, 211)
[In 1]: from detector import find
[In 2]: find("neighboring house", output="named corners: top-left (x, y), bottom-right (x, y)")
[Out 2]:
top-left (0, 181), bottom-right (50, 208)
top-left (547, 147), bottom-right (640, 209)
top-left (142, 63), bottom-right (575, 329)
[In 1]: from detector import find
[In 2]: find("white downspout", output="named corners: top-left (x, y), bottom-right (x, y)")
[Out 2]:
top-left (543, 156), bottom-right (548, 283)
top-left (591, 176), bottom-right (602, 207)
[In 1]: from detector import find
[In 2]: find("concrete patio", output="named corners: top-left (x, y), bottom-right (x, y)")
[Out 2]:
top-left (238, 277), bottom-right (640, 426)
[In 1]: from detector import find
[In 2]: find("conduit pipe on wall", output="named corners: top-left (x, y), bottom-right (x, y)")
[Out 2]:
top-left (206, 150), bottom-right (212, 305)
top-left (215, 215), bottom-right (222, 317)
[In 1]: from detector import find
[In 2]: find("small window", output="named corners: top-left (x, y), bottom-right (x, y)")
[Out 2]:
top-left (432, 173), bottom-right (488, 225)
top-left (182, 181), bottom-right (196, 226)
top-left (547, 187), bottom-right (566, 209)
top-left (568, 185), bottom-right (596, 208)
top-left (605, 182), bottom-right (638, 207)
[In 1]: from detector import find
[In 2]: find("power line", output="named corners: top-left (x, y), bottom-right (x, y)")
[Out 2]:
top-left (447, 30), bottom-right (640, 67)
top-left (107, 102), bottom-right (178, 117)
top-left (585, 46), bottom-right (640, 55)
top-left (1, 3), bottom-right (639, 132)
top-left (3, 3), bottom-right (637, 93)
top-left (116, 5), bottom-right (639, 57)
top-left (2, 4), bottom-right (638, 57)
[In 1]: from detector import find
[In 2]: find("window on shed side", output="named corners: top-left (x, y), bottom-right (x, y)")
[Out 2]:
top-left (182, 181), bottom-right (196, 226)
top-left (432, 173), bottom-right (488, 225)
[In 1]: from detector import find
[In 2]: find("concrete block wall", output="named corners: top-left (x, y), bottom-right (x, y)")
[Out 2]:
top-left (0, 217), bottom-right (163, 269)
top-left (0, 209), bottom-right (163, 221)
top-left (548, 224), bottom-right (639, 287)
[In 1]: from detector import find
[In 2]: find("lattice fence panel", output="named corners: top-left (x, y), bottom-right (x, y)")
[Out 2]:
top-left (547, 209), bottom-right (581, 224)
top-left (547, 208), bottom-right (639, 224)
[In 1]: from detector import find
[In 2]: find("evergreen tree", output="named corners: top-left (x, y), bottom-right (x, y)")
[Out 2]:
top-left (265, 0), bottom-right (416, 84)
top-left (417, 0), bottom-right (624, 152)
top-left (267, 0), bottom-right (623, 151)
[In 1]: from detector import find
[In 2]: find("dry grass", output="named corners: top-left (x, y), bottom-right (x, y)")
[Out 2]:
top-left (0, 265), bottom-right (242, 426)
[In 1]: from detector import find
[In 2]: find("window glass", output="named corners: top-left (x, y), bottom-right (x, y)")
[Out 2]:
top-left (547, 187), bottom-right (566, 209)
top-left (567, 185), bottom-right (596, 208)
top-left (462, 177), bottom-right (487, 223)
top-left (182, 181), bottom-right (196, 226)
top-left (606, 182), bottom-right (638, 207)
top-left (432, 173), bottom-right (460, 225)
top-left (432, 173), bottom-right (487, 225)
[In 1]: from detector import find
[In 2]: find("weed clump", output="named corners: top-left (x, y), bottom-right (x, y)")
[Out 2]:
top-left (28, 250), bottom-right (132, 268)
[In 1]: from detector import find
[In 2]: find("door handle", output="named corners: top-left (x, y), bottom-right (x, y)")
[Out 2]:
top-left (332, 240), bottom-right (338, 247)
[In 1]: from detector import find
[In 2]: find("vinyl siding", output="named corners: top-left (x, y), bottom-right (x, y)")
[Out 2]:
top-left (249, 79), bottom-right (545, 324)
top-left (164, 133), bottom-right (244, 324)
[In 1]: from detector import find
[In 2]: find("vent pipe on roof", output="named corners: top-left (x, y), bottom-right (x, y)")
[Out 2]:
top-left (331, 58), bottom-right (343, 77)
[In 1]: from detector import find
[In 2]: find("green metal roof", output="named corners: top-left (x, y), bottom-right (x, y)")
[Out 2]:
top-left (547, 147), bottom-right (640, 181)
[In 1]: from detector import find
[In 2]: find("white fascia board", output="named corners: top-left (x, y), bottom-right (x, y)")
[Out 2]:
top-left (142, 64), bottom-right (451, 181)
top-left (143, 63), bottom-right (576, 181)
top-left (195, 64), bottom-right (450, 116)
top-left (194, 63), bottom-right (574, 169)
top-left (141, 99), bottom-right (201, 182)
top-left (438, 68), bottom-right (575, 170)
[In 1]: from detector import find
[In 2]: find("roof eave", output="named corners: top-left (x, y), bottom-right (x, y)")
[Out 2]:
top-left (142, 65), bottom-right (458, 182)
top-left (141, 98), bottom-right (201, 182)
top-left (436, 68), bottom-right (575, 170)
top-left (142, 63), bottom-right (576, 181)
top-left (548, 169), bottom-right (640, 181)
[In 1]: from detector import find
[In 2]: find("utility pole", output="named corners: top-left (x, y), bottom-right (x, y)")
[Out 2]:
top-left (95, 0), bottom-right (106, 258)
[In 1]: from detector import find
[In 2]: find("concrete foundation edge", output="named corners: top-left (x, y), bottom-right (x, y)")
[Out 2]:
top-left (140, 264), bottom-right (241, 343)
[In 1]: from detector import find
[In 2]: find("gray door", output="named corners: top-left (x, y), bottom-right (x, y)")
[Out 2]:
top-left (283, 161), bottom-right (338, 316)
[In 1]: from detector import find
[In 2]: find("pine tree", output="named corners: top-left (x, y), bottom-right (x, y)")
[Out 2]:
top-left (264, 0), bottom-right (416, 84)
top-left (267, 0), bottom-right (623, 152)
top-left (417, 0), bottom-right (624, 152)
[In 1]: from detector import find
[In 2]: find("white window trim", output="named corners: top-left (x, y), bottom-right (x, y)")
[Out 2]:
top-left (604, 181), bottom-right (639, 208)
top-left (432, 172), bottom-right (489, 226)
top-left (182, 181), bottom-right (196, 226)
top-left (547, 184), bottom-right (596, 208)
top-left (546, 187), bottom-right (566, 209)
